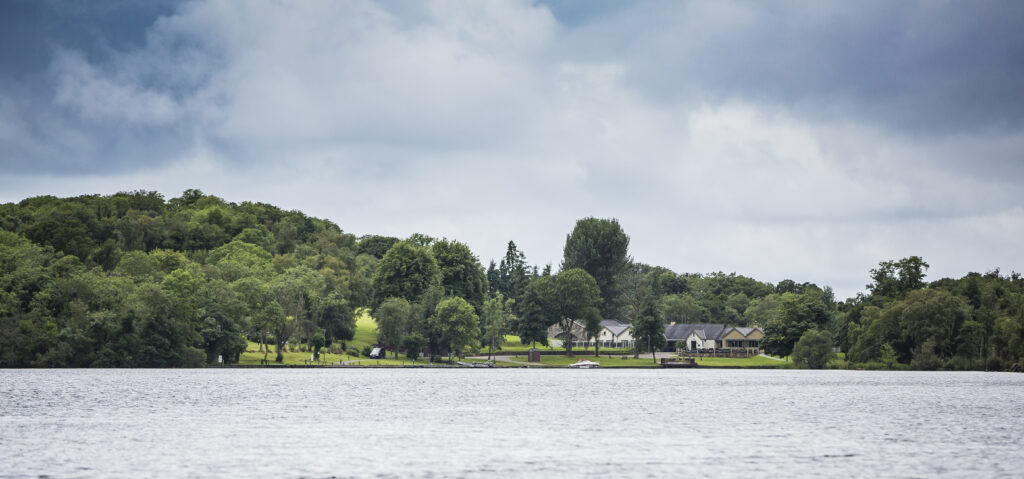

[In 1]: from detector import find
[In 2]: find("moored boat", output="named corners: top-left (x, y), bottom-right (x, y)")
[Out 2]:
top-left (568, 359), bottom-right (600, 369)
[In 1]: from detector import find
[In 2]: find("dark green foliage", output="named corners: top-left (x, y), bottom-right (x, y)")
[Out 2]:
top-left (867, 256), bottom-right (929, 298)
top-left (0, 190), bottom-right (366, 367)
top-left (840, 259), bottom-right (1024, 370)
top-left (310, 330), bottom-right (326, 361)
top-left (375, 297), bottom-right (413, 358)
top-left (372, 241), bottom-right (440, 307)
top-left (553, 268), bottom-right (602, 355)
top-left (319, 293), bottom-right (355, 342)
top-left (662, 293), bottom-right (710, 324)
top-left (911, 338), bottom-right (942, 370)
top-left (402, 332), bottom-right (427, 360)
top-left (516, 275), bottom-right (557, 347)
top-left (792, 329), bottom-right (834, 369)
top-left (358, 235), bottom-right (400, 259)
top-left (429, 296), bottom-right (480, 359)
top-left (233, 227), bottom-right (276, 254)
top-left (684, 272), bottom-right (777, 324)
top-left (632, 292), bottom-right (666, 363)
top-left (431, 239), bottom-right (488, 310)
top-left (561, 217), bottom-right (630, 318)
top-left (847, 289), bottom-right (970, 363)
top-left (481, 294), bottom-right (515, 358)
top-left (491, 241), bottom-right (530, 310)
top-left (762, 290), bottom-right (833, 358)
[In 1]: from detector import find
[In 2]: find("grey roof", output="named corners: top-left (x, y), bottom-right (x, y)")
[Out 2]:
top-left (664, 323), bottom-right (736, 341)
top-left (734, 327), bottom-right (760, 337)
top-left (600, 319), bottom-right (631, 337)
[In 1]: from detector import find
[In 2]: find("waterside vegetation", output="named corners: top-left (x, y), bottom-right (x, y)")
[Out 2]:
top-left (1, 190), bottom-right (1022, 371)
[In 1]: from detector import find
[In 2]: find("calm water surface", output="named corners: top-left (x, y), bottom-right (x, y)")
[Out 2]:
top-left (1, 369), bottom-right (1022, 478)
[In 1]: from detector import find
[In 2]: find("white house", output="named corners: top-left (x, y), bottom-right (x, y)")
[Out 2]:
top-left (548, 319), bottom-right (635, 349)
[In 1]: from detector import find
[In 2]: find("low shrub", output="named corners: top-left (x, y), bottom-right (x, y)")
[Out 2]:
top-left (985, 356), bottom-right (1006, 371)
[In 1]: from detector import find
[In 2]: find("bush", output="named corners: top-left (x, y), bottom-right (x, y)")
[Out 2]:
top-left (792, 329), bottom-right (834, 369)
top-left (347, 348), bottom-right (361, 357)
top-left (402, 332), bottom-right (427, 361)
top-left (945, 355), bottom-right (976, 371)
top-left (985, 356), bottom-right (1006, 371)
top-left (879, 344), bottom-right (900, 369)
top-left (183, 347), bottom-right (207, 368)
top-left (362, 345), bottom-right (373, 357)
top-left (910, 338), bottom-right (942, 371)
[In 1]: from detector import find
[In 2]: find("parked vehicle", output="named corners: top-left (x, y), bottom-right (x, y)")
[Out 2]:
top-left (369, 347), bottom-right (385, 359)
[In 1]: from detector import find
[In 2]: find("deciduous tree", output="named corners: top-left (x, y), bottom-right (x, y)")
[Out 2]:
top-left (561, 217), bottom-right (630, 318)
top-left (632, 292), bottom-right (666, 363)
top-left (553, 268), bottom-right (602, 356)
top-left (792, 329), bottom-right (834, 369)
top-left (429, 297), bottom-right (480, 362)
top-left (372, 241), bottom-right (440, 307)
top-left (375, 297), bottom-right (413, 358)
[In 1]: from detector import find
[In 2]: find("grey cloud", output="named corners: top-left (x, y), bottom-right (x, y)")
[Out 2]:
top-left (577, 1), bottom-right (1024, 136)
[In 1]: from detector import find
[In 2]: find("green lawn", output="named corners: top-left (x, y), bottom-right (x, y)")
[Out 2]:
top-left (510, 354), bottom-right (661, 367)
top-left (237, 308), bottom-right (381, 366)
top-left (494, 335), bottom-right (633, 355)
top-left (508, 354), bottom-right (785, 368)
top-left (340, 357), bottom-right (431, 366)
top-left (349, 308), bottom-right (379, 352)
top-left (456, 357), bottom-right (525, 368)
top-left (691, 355), bottom-right (786, 367)
top-left (237, 343), bottom-right (358, 365)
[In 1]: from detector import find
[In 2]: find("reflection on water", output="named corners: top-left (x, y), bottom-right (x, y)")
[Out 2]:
top-left (1, 369), bottom-right (1022, 478)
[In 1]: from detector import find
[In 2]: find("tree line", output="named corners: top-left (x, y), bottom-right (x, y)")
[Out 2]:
top-left (1, 190), bottom-right (1021, 370)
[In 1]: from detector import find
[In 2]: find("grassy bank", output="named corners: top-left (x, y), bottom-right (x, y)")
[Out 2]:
top-left (507, 354), bottom-right (785, 368)
top-left (495, 336), bottom-right (633, 355)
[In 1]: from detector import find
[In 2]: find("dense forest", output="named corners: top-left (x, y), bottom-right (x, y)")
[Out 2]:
top-left (1, 190), bottom-right (1022, 370)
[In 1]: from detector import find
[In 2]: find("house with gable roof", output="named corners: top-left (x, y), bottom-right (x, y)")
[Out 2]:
top-left (664, 323), bottom-right (764, 352)
top-left (547, 319), bottom-right (635, 349)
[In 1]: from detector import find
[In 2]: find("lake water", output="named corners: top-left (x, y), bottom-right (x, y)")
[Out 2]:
top-left (1, 369), bottom-right (1022, 478)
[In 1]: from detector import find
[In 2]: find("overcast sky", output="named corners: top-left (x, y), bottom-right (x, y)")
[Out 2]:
top-left (2, 0), bottom-right (1023, 299)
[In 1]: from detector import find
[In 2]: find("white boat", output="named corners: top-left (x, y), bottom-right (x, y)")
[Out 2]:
top-left (568, 359), bottom-right (600, 369)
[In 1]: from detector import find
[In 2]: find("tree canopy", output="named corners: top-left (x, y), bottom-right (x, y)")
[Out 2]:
top-left (372, 241), bottom-right (440, 308)
top-left (428, 296), bottom-right (480, 360)
top-left (561, 217), bottom-right (630, 319)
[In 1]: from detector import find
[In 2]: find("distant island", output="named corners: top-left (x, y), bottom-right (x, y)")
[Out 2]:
top-left (1, 189), bottom-right (1020, 371)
